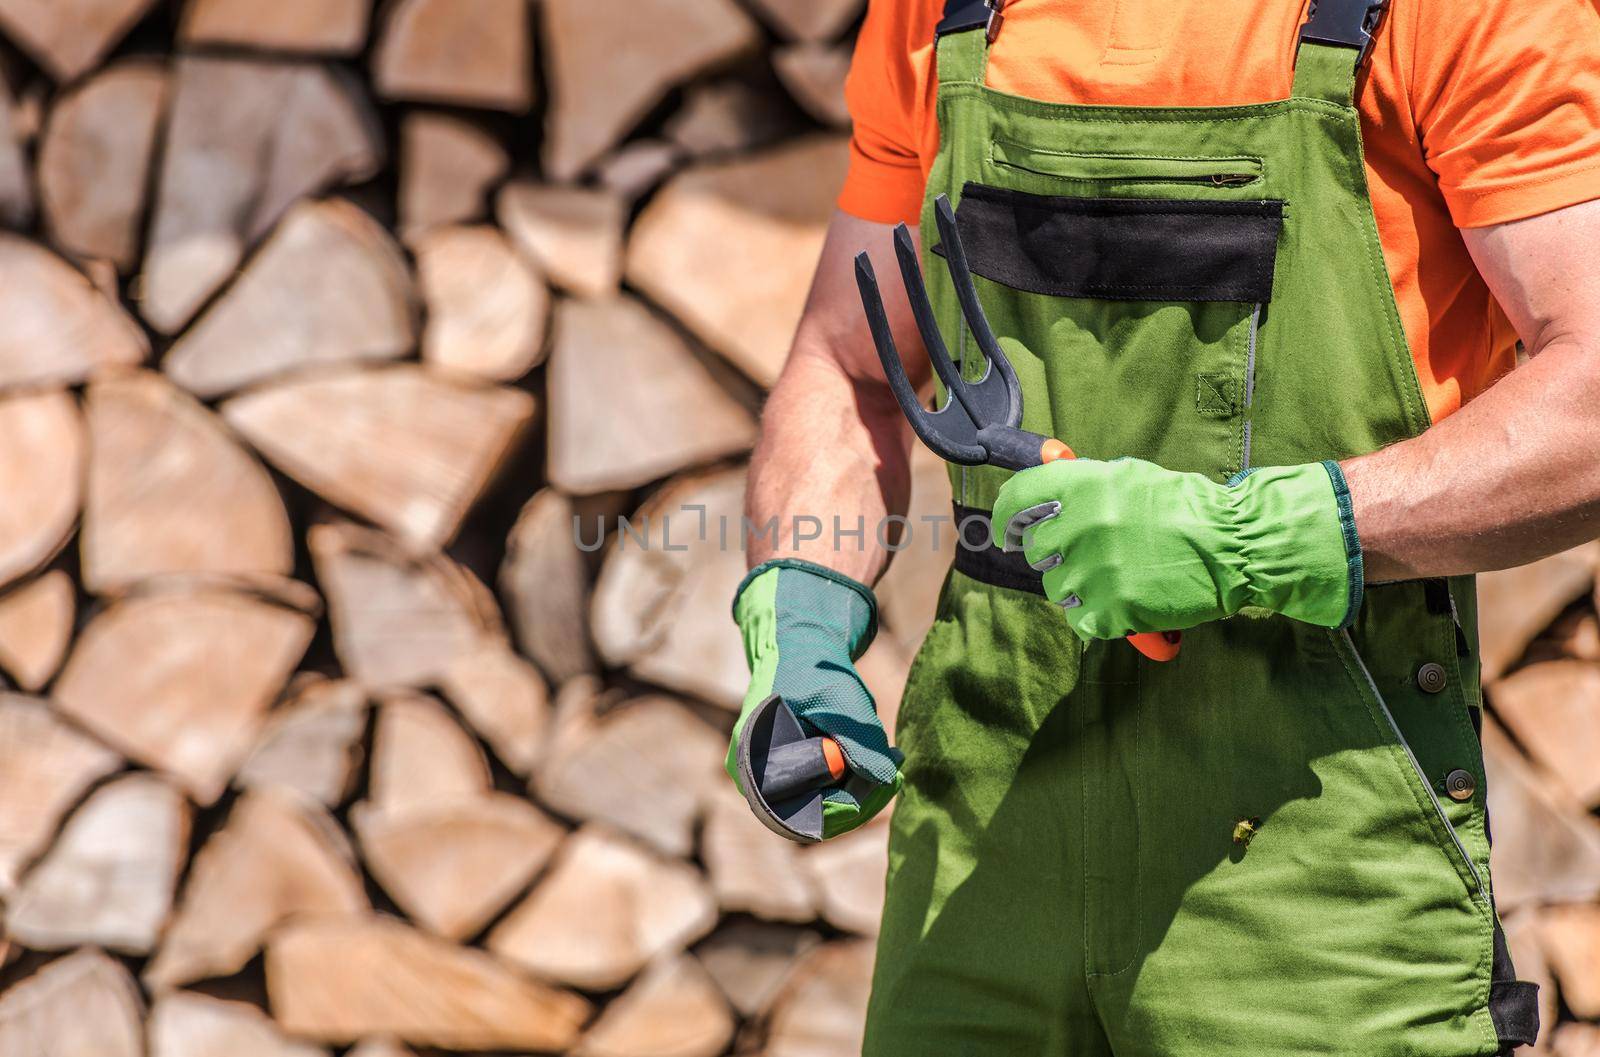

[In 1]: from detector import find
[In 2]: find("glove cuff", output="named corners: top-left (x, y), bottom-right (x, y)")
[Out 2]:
top-left (1230, 462), bottom-right (1364, 629)
top-left (1320, 461), bottom-right (1365, 628)
top-left (732, 559), bottom-right (879, 661)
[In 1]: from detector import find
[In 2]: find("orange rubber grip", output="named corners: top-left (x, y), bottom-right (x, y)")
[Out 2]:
top-left (1036, 438), bottom-right (1183, 663)
top-left (821, 737), bottom-right (847, 781)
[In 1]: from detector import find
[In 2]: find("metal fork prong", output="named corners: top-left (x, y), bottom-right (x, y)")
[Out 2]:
top-left (933, 195), bottom-right (1025, 429)
top-left (854, 252), bottom-right (986, 465)
top-left (892, 223), bottom-right (981, 425)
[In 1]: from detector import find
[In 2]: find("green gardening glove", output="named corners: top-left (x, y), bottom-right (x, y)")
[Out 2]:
top-left (991, 458), bottom-right (1363, 640)
top-left (728, 559), bottom-right (903, 840)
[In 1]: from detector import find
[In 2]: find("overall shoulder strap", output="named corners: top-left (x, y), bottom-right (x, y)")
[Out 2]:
top-left (1292, 0), bottom-right (1390, 105)
top-left (934, 0), bottom-right (991, 85)
top-left (937, 0), bottom-right (990, 38)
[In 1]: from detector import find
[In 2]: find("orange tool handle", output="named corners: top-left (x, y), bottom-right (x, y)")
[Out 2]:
top-left (821, 737), bottom-right (847, 780)
top-left (1037, 439), bottom-right (1183, 663)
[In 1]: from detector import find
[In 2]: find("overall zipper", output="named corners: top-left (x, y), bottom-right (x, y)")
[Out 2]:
top-left (989, 142), bottom-right (1266, 189)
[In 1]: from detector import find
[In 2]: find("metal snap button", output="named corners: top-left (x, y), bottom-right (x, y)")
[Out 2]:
top-left (1444, 769), bottom-right (1476, 802)
top-left (1416, 662), bottom-right (1448, 694)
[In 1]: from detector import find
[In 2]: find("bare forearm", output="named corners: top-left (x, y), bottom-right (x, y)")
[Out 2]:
top-left (1344, 203), bottom-right (1600, 582)
top-left (746, 347), bottom-right (914, 581)
top-left (1345, 339), bottom-right (1600, 580)
top-left (744, 212), bottom-right (926, 583)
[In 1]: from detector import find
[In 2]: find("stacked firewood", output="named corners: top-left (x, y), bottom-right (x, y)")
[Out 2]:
top-left (0, 2), bottom-right (1596, 1055)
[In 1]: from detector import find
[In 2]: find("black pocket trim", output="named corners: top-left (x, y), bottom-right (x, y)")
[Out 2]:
top-left (937, 182), bottom-right (1284, 304)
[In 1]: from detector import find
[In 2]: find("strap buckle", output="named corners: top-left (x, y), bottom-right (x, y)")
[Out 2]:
top-left (1299, 0), bottom-right (1388, 66)
top-left (984, 0), bottom-right (1007, 43)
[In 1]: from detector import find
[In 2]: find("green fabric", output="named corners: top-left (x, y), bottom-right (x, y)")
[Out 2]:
top-left (728, 559), bottom-right (903, 839)
top-left (990, 458), bottom-right (1360, 637)
top-left (859, 22), bottom-right (1507, 1057)
top-left (867, 577), bottom-right (1498, 1057)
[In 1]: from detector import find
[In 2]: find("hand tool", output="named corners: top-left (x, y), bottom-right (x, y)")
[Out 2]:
top-left (853, 193), bottom-right (1184, 662)
top-left (736, 693), bottom-right (848, 843)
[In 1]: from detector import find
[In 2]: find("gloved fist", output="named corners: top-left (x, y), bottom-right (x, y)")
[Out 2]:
top-left (992, 457), bottom-right (1362, 640)
top-left (728, 559), bottom-right (903, 840)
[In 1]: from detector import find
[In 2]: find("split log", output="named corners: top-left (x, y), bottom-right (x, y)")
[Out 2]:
top-left (308, 522), bottom-right (506, 688)
top-left (1538, 905), bottom-right (1600, 1018)
top-left (488, 826), bottom-right (718, 991)
top-left (83, 370), bottom-right (294, 593)
top-left (0, 949), bottom-right (143, 1057)
top-left (762, 941), bottom-right (875, 1057)
top-left (589, 468), bottom-right (751, 709)
top-left (875, 445), bottom-right (958, 653)
top-left (855, 635), bottom-right (910, 740)
top-left (366, 694), bottom-right (491, 814)
top-left (399, 113), bottom-right (509, 242)
top-left (373, 0), bottom-right (532, 111)
top-left (696, 922), bottom-right (820, 1018)
top-left (0, 571), bottom-right (74, 692)
top-left (627, 136), bottom-right (848, 386)
top-left (347, 1042), bottom-right (416, 1057)
top-left (500, 488), bottom-right (599, 685)
top-left (1479, 544), bottom-right (1599, 683)
top-left (141, 57), bottom-right (382, 334)
top-left (235, 676), bottom-right (367, 806)
top-left (349, 700), bottom-right (555, 942)
top-left (112, 569), bottom-right (323, 615)
top-left (532, 693), bottom-right (725, 858)
top-left (0, 695), bottom-right (120, 892)
top-left (145, 788), bottom-right (366, 991)
top-left (803, 820), bottom-right (888, 934)
top-left (149, 992), bottom-right (329, 1057)
top-left (163, 199), bottom-right (415, 398)
top-left (353, 792), bottom-right (565, 940)
top-left (1539, 608), bottom-right (1600, 664)
top-left (572, 953), bottom-right (735, 1057)
top-left (225, 367), bottom-right (534, 551)
top-left (1483, 717), bottom-right (1600, 909)
top-left (1501, 911), bottom-right (1559, 1055)
top-left (53, 589), bottom-right (315, 804)
top-left (179, 0), bottom-right (372, 54)
top-left (746, 0), bottom-right (865, 42)
top-left (37, 60), bottom-right (167, 271)
top-left (0, 78), bottom-right (31, 228)
top-left (439, 641), bottom-right (551, 776)
top-left (0, 238), bottom-right (146, 390)
top-left (497, 183), bottom-right (624, 299)
top-left (267, 915), bottom-right (592, 1050)
top-left (0, 391), bottom-right (81, 593)
top-left (702, 792), bottom-right (816, 923)
top-left (541, 0), bottom-right (760, 180)
top-left (665, 80), bottom-right (793, 159)
top-left (1553, 1024), bottom-right (1600, 1057)
top-left (1489, 660), bottom-right (1600, 807)
top-left (417, 225), bottom-right (547, 382)
top-left (598, 140), bottom-right (683, 201)
top-left (547, 297), bottom-right (755, 494)
top-left (5, 773), bottom-right (189, 954)
top-left (773, 45), bottom-right (852, 128)
top-left (0, 0), bottom-right (157, 81)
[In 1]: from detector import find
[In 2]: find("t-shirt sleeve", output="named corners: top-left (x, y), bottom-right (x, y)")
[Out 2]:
top-left (1408, 0), bottom-right (1600, 228)
top-left (837, 0), bottom-right (928, 225)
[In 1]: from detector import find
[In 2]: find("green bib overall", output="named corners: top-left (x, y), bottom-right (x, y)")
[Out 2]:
top-left (864, 3), bottom-right (1538, 1054)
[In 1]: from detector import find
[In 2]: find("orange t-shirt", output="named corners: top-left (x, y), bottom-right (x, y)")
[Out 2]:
top-left (838, 0), bottom-right (1600, 422)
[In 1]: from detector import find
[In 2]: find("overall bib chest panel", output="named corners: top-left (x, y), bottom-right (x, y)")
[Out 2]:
top-left (863, 8), bottom-right (1535, 1057)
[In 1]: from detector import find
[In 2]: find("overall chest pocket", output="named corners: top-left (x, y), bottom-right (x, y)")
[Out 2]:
top-left (943, 177), bottom-right (1283, 480)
